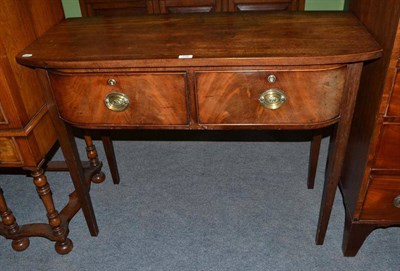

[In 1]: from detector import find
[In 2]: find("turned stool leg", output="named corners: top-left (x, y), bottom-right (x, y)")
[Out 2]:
top-left (84, 133), bottom-right (105, 184)
top-left (307, 131), bottom-right (322, 189)
top-left (32, 169), bottom-right (73, 254)
top-left (0, 187), bottom-right (30, 251)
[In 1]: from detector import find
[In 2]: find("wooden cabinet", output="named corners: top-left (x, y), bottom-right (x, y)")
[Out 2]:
top-left (79, 0), bottom-right (304, 16)
top-left (0, 0), bottom-right (64, 252)
top-left (339, 0), bottom-right (400, 256)
top-left (0, 1), bottom-right (62, 167)
top-left (0, 0), bottom-right (106, 255)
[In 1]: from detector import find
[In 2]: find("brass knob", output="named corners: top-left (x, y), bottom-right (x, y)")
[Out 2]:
top-left (393, 195), bottom-right (400, 208)
top-left (267, 74), bottom-right (277, 83)
top-left (107, 79), bottom-right (117, 86)
top-left (258, 88), bottom-right (287, 110)
top-left (104, 92), bottom-right (130, 112)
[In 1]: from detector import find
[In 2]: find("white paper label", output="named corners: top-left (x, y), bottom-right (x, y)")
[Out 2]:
top-left (178, 55), bottom-right (193, 59)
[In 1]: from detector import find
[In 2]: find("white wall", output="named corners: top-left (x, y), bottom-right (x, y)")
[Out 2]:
top-left (305, 0), bottom-right (345, 10)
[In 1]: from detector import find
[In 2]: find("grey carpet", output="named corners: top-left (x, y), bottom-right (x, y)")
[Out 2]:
top-left (0, 136), bottom-right (399, 270)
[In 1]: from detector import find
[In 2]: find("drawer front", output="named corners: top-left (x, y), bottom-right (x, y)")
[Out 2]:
top-left (387, 68), bottom-right (400, 116)
top-left (229, 0), bottom-right (296, 12)
top-left (160, 0), bottom-right (221, 13)
top-left (361, 175), bottom-right (400, 221)
top-left (50, 73), bottom-right (189, 127)
top-left (196, 66), bottom-right (346, 126)
top-left (87, 0), bottom-right (151, 16)
top-left (0, 137), bottom-right (22, 165)
top-left (374, 124), bottom-right (400, 170)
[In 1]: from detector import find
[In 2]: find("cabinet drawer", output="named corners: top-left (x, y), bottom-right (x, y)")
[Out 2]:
top-left (374, 124), bottom-right (400, 170)
top-left (229, 0), bottom-right (297, 11)
top-left (0, 137), bottom-right (22, 165)
top-left (160, 0), bottom-right (221, 13)
top-left (83, 0), bottom-right (151, 16)
top-left (361, 175), bottom-right (400, 221)
top-left (49, 73), bottom-right (189, 127)
top-left (196, 66), bottom-right (346, 127)
top-left (387, 68), bottom-right (400, 116)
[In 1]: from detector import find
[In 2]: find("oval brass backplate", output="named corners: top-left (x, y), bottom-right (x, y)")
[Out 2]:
top-left (258, 88), bottom-right (287, 110)
top-left (104, 92), bottom-right (130, 112)
top-left (393, 195), bottom-right (400, 208)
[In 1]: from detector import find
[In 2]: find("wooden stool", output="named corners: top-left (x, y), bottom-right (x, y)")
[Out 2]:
top-left (0, 135), bottom-right (115, 254)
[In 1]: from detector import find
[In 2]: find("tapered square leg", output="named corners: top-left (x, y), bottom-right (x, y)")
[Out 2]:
top-left (307, 131), bottom-right (322, 189)
top-left (101, 133), bottom-right (120, 184)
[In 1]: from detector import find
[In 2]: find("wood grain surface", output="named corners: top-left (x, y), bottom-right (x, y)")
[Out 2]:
top-left (0, 137), bottom-right (22, 164)
top-left (49, 72), bottom-right (189, 127)
top-left (17, 12), bottom-right (382, 69)
top-left (387, 69), bottom-right (400, 117)
top-left (196, 66), bottom-right (346, 126)
top-left (373, 124), bottom-right (400, 170)
top-left (360, 175), bottom-right (400, 221)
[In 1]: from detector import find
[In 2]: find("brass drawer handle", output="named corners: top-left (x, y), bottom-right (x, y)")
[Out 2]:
top-left (393, 195), bottom-right (400, 208)
top-left (258, 88), bottom-right (287, 110)
top-left (104, 92), bottom-right (130, 112)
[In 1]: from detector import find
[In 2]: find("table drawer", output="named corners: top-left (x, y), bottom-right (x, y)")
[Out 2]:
top-left (196, 66), bottom-right (346, 126)
top-left (49, 73), bottom-right (189, 127)
top-left (374, 124), bottom-right (400, 170)
top-left (387, 68), bottom-right (400, 116)
top-left (0, 137), bottom-right (22, 165)
top-left (361, 175), bottom-right (400, 221)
